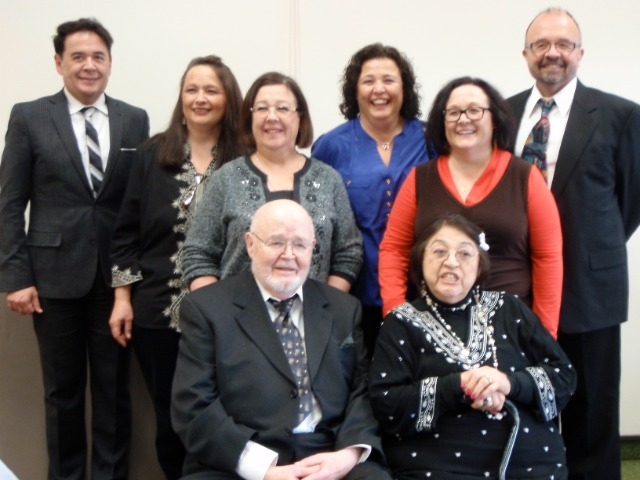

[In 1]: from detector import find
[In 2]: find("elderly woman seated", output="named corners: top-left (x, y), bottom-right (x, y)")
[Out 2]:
top-left (369, 214), bottom-right (576, 480)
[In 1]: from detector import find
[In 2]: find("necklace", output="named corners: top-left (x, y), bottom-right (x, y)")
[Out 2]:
top-left (360, 118), bottom-right (402, 150)
top-left (185, 142), bottom-right (219, 173)
top-left (422, 289), bottom-right (498, 370)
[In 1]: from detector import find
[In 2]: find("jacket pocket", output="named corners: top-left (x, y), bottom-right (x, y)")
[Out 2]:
top-left (26, 230), bottom-right (62, 247)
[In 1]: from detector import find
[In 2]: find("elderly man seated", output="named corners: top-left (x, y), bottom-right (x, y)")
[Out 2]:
top-left (171, 199), bottom-right (390, 480)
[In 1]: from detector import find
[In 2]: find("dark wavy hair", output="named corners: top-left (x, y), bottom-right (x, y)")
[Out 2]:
top-left (339, 43), bottom-right (421, 120)
top-left (54, 18), bottom-right (113, 56)
top-left (240, 72), bottom-right (313, 151)
top-left (425, 77), bottom-right (515, 156)
top-left (410, 214), bottom-right (491, 290)
top-left (149, 55), bottom-right (244, 169)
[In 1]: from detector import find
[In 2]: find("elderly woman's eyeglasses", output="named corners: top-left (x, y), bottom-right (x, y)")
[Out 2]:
top-left (427, 245), bottom-right (479, 264)
top-left (526, 40), bottom-right (580, 55)
top-left (251, 231), bottom-right (313, 255)
top-left (250, 104), bottom-right (299, 116)
top-left (442, 107), bottom-right (491, 123)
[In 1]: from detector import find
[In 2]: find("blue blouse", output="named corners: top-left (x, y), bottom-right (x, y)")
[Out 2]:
top-left (312, 118), bottom-right (432, 307)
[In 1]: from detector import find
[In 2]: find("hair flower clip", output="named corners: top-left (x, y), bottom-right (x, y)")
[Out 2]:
top-left (478, 232), bottom-right (490, 251)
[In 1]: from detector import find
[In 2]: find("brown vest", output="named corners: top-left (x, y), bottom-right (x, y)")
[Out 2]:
top-left (414, 157), bottom-right (532, 305)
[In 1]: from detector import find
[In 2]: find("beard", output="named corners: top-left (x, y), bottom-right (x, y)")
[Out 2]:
top-left (252, 262), bottom-right (308, 297)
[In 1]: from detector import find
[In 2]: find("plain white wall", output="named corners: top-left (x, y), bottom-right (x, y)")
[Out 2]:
top-left (1, 0), bottom-right (639, 476)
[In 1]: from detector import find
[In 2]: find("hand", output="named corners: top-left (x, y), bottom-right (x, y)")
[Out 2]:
top-left (189, 275), bottom-right (218, 292)
top-left (297, 447), bottom-right (361, 480)
top-left (264, 463), bottom-right (317, 480)
top-left (6, 286), bottom-right (42, 315)
top-left (109, 287), bottom-right (134, 347)
top-left (460, 366), bottom-right (511, 414)
top-left (326, 275), bottom-right (351, 293)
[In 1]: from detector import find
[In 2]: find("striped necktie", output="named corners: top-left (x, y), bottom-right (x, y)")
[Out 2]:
top-left (521, 98), bottom-right (555, 181)
top-left (81, 107), bottom-right (103, 194)
top-left (268, 295), bottom-right (313, 424)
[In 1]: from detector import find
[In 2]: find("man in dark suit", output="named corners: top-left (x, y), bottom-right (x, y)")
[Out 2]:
top-left (0, 18), bottom-right (149, 480)
top-left (172, 199), bottom-right (389, 479)
top-left (507, 8), bottom-right (640, 480)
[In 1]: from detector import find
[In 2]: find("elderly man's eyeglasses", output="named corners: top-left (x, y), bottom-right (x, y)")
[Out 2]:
top-left (443, 106), bottom-right (491, 123)
top-left (526, 40), bottom-right (580, 55)
top-left (251, 231), bottom-right (313, 255)
top-left (427, 245), bottom-right (479, 264)
top-left (250, 104), bottom-right (299, 116)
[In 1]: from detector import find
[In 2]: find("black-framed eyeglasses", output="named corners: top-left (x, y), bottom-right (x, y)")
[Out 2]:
top-left (250, 104), bottom-right (299, 116)
top-left (526, 40), bottom-right (580, 55)
top-left (250, 231), bottom-right (313, 255)
top-left (442, 106), bottom-right (491, 123)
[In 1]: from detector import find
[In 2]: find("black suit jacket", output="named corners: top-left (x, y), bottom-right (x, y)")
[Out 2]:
top-left (0, 89), bottom-right (149, 297)
top-left (171, 271), bottom-right (384, 476)
top-left (508, 81), bottom-right (640, 333)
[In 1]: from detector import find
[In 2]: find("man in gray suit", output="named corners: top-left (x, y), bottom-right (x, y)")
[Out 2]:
top-left (0, 18), bottom-right (149, 479)
top-left (507, 8), bottom-right (640, 480)
top-left (172, 199), bottom-right (389, 479)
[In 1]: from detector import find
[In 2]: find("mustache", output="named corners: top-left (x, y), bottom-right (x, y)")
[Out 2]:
top-left (539, 59), bottom-right (566, 68)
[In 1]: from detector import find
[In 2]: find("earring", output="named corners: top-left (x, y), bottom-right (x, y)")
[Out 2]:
top-left (420, 280), bottom-right (427, 298)
top-left (181, 117), bottom-right (186, 125)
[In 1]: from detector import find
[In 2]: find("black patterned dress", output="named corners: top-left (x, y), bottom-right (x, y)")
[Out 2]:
top-left (369, 290), bottom-right (576, 479)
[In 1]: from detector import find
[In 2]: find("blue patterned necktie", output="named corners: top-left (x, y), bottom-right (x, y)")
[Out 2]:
top-left (268, 295), bottom-right (313, 424)
top-left (81, 106), bottom-right (103, 194)
top-left (521, 98), bottom-right (555, 181)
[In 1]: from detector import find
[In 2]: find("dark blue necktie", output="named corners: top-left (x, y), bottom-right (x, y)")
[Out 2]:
top-left (81, 107), bottom-right (103, 194)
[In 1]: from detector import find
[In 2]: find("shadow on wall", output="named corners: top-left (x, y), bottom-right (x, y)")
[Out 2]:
top-left (0, 304), bottom-right (165, 479)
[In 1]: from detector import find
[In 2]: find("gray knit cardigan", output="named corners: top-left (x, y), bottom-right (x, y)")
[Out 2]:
top-left (182, 156), bottom-right (363, 284)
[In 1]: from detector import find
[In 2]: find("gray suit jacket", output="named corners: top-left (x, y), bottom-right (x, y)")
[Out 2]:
top-left (171, 271), bottom-right (384, 476)
top-left (0, 89), bottom-right (149, 298)
top-left (508, 81), bottom-right (640, 333)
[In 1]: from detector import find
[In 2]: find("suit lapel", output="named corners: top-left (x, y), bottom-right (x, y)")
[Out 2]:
top-left (49, 90), bottom-right (93, 196)
top-left (551, 82), bottom-right (596, 196)
top-left (301, 281), bottom-right (333, 383)
top-left (100, 95), bottom-right (124, 195)
top-left (234, 275), bottom-right (296, 383)
top-left (509, 90), bottom-right (530, 143)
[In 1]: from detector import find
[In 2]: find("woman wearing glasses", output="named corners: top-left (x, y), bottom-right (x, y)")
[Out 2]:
top-left (379, 77), bottom-right (562, 337)
top-left (108, 56), bottom-right (243, 478)
top-left (182, 72), bottom-right (362, 292)
top-left (370, 214), bottom-right (575, 479)
top-left (312, 43), bottom-right (434, 357)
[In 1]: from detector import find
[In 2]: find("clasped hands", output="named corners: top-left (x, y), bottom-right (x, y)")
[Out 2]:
top-left (264, 447), bottom-right (361, 480)
top-left (460, 366), bottom-right (511, 415)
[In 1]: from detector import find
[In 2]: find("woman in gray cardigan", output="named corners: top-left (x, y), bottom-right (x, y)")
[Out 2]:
top-left (182, 72), bottom-right (362, 292)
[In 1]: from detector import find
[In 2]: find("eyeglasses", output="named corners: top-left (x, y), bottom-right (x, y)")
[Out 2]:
top-left (251, 231), bottom-right (313, 255)
top-left (442, 106), bottom-right (491, 123)
top-left (182, 174), bottom-right (204, 212)
top-left (250, 104), bottom-right (299, 116)
top-left (526, 40), bottom-right (580, 55)
top-left (427, 245), bottom-right (479, 264)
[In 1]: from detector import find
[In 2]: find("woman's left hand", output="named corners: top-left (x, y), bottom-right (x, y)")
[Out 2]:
top-left (460, 366), bottom-right (511, 414)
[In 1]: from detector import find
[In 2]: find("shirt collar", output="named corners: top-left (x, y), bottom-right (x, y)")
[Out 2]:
top-left (63, 88), bottom-right (108, 116)
top-left (525, 77), bottom-right (578, 118)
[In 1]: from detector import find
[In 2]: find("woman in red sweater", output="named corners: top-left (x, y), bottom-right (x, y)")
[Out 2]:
top-left (379, 77), bottom-right (562, 337)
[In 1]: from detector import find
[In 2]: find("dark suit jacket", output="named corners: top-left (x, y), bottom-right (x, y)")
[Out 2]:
top-left (0, 89), bottom-right (149, 298)
top-left (508, 81), bottom-right (640, 333)
top-left (171, 271), bottom-right (384, 476)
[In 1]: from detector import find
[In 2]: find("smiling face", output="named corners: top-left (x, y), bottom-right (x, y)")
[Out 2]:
top-left (55, 31), bottom-right (111, 105)
top-left (523, 10), bottom-right (583, 97)
top-left (251, 84), bottom-right (300, 154)
top-left (181, 65), bottom-right (227, 134)
top-left (444, 84), bottom-right (494, 157)
top-left (356, 57), bottom-right (403, 125)
top-left (246, 200), bottom-right (315, 299)
top-left (422, 225), bottom-right (480, 304)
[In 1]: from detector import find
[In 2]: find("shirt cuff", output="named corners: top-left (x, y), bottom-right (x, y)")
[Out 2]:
top-left (236, 440), bottom-right (278, 480)
top-left (349, 444), bottom-right (372, 463)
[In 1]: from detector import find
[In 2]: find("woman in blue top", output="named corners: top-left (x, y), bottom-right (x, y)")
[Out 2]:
top-left (313, 43), bottom-right (434, 356)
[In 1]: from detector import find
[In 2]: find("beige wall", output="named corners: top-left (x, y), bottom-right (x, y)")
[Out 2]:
top-left (1, 0), bottom-right (640, 477)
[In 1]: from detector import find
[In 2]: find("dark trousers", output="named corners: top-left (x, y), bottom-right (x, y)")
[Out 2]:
top-left (558, 325), bottom-right (621, 480)
top-left (131, 326), bottom-right (185, 479)
top-left (33, 272), bottom-right (131, 480)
